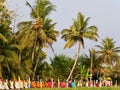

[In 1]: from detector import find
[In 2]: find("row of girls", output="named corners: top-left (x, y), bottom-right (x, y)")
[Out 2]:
top-left (31, 79), bottom-right (55, 88)
top-left (0, 79), bottom-right (28, 90)
top-left (0, 78), bottom-right (75, 89)
top-left (0, 78), bottom-right (56, 89)
top-left (30, 79), bottom-right (75, 88)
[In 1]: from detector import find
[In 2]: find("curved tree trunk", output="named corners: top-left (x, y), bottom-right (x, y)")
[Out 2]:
top-left (67, 41), bottom-right (81, 81)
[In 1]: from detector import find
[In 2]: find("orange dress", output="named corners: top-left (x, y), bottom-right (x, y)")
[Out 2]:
top-left (36, 82), bottom-right (40, 88)
top-left (42, 82), bottom-right (45, 88)
top-left (31, 81), bottom-right (36, 88)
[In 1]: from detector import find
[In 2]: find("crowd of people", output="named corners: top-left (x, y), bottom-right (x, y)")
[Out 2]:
top-left (0, 78), bottom-right (113, 89)
top-left (0, 78), bottom-right (76, 89)
top-left (0, 79), bottom-right (28, 90)
top-left (76, 79), bottom-right (113, 87)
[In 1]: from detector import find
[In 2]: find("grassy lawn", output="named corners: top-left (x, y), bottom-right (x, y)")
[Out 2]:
top-left (24, 87), bottom-right (120, 90)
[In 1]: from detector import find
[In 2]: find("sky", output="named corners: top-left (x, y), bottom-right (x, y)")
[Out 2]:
top-left (6, 0), bottom-right (120, 62)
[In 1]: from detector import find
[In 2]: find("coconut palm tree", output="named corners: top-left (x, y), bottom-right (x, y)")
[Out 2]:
top-left (61, 12), bottom-right (98, 81)
top-left (10, 34), bottom-right (34, 79)
top-left (77, 49), bottom-right (101, 81)
top-left (17, 0), bottom-right (59, 79)
top-left (96, 37), bottom-right (120, 66)
top-left (0, 0), bottom-right (16, 79)
top-left (88, 49), bottom-right (101, 82)
top-left (0, 0), bottom-right (11, 43)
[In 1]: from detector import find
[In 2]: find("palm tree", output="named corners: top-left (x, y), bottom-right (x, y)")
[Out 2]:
top-left (78, 49), bottom-right (101, 81)
top-left (17, 0), bottom-right (59, 79)
top-left (89, 49), bottom-right (101, 83)
top-left (96, 37), bottom-right (120, 66)
top-left (61, 12), bottom-right (98, 81)
top-left (0, 0), bottom-right (16, 79)
top-left (10, 34), bottom-right (34, 79)
top-left (0, 0), bottom-right (11, 43)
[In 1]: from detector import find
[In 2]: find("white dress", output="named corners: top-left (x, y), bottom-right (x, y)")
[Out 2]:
top-left (23, 80), bottom-right (28, 88)
top-left (20, 80), bottom-right (23, 89)
top-left (3, 80), bottom-right (9, 89)
top-left (15, 80), bottom-right (20, 89)
top-left (0, 80), bottom-right (4, 89)
top-left (10, 80), bottom-right (14, 89)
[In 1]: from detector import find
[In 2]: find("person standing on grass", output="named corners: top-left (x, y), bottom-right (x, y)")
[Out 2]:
top-left (0, 78), bottom-right (4, 89)
top-left (51, 78), bottom-right (55, 88)
top-left (10, 79), bottom-right (14, 89)
top-left (23, 80), bottom-right (28, 89)
top-left (71, 80), bottom-right (76, 88)
top-left (15, 80), bottom-right (20, 90)
top-left (31, 80), bottom-right (36, 88)
top-left (4, 79), bottom-right (9, 90)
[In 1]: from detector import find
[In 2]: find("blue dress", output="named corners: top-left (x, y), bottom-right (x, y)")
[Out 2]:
top-left (71, 82), bottom-right (75, 88)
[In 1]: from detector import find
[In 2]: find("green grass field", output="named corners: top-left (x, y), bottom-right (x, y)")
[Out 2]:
top-left (24, 87), bottom-right (120, 90)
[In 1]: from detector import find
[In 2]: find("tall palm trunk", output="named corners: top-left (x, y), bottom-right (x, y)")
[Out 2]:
top-left (32, 48), bottom-right (40, 80)
top-left (90, 49), bottom-right (93, 83)
top-left (67, 41), bottom-right (81, 81)
top-left (32, 41), bottom-right (37, 61)
top-left (0, 64), bottom-right (2, 78)
top-left (32, 31), bottom-right (37, 61)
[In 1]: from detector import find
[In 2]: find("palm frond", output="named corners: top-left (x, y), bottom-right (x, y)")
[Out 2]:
top-left (0, 33), bottom-right (7, 42)
top-left (64, 39), bottom-right (76, 49)
top-left (26, 1), bottom-right (36, 17)
top-left (61, 29), bottom-right (70, 34)
top-left (10, 44), bottom-right (22, 52)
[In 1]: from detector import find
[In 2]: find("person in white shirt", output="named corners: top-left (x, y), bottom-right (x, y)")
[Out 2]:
top-left (0, 79), bottom-right (4, 90)
top-left (15, 80), bottom-right (20, 89)
top-left (19, 80), bottom-right (24, 89)
top-left (3, 79), bottom-right (9, 90)
top-left (9, 80), bottom-right (14, 89)
top-left (23, 80), bottom-right (28, 89)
